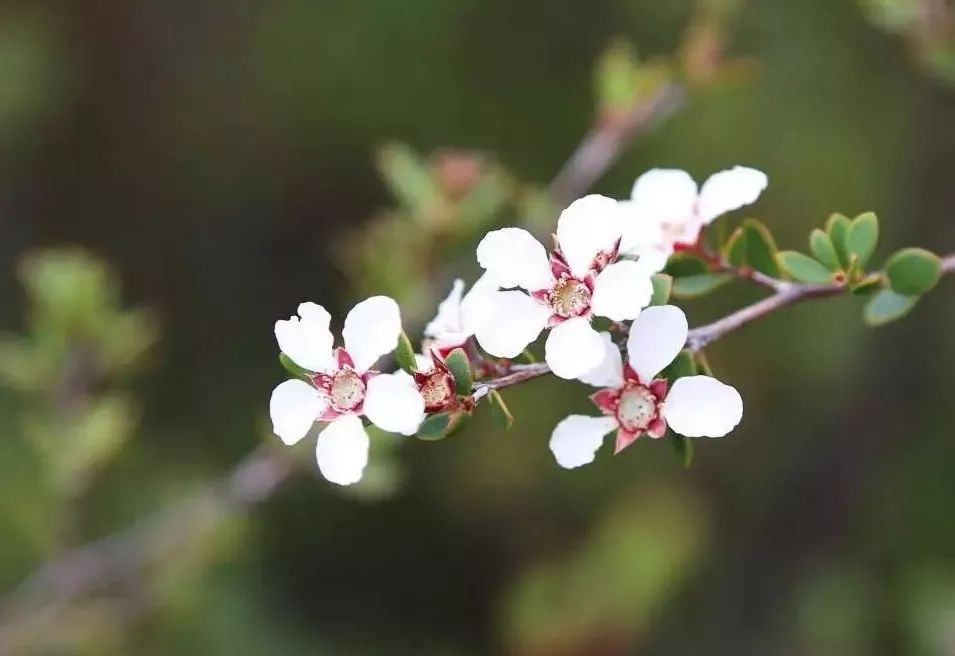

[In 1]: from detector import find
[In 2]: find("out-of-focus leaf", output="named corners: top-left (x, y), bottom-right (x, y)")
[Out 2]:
top-left (672, 273), bottom-right (732, 298)
top-left (850, 274), bottom-right (883, 296)
top-left (885, 247), bottom-right (941, 295)
top-left (724, 227), bottom-right (747, 267)
top-left (742, 218), bottom-right (781, 278)
top-left (595, 39), bottom-right (641, 116)
top-left (665, 253), bottom-right (709, 277)
top-left (663, 350), bottom-right (697, 380)
top-left (671, 434), bottom-right (694, 468)
top-left (649, 273), bottom-right (673, 306)
top-left (863, 289), bottom-right (919, 326)
top-left (376, 142), bottom-right (439, 215)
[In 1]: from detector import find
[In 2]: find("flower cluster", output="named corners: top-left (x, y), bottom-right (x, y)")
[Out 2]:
top-left (270, 166), bottom-right (765, 485)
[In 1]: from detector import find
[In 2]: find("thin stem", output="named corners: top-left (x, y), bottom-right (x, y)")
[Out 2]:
top-left (548, 84), bottom-right (686, 207)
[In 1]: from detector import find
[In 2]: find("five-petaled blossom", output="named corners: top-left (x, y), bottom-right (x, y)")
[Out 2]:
top-left (473, 194), bottom-right (653, 380)
top-left (269, 296), bottom-right (425, 485)
top-left (619, 166), bottom-right (768, 272)
top-left (549, 305), bottom-right (743, 469)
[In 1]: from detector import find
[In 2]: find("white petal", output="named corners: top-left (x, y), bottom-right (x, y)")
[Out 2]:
top-left (274, 302), bottom-right (335, 372)
top-left (476, 228), bottom-right (553, 291)
top-left (590, 260), bottom-right (654, 321)
top-left (342, 295), bottom-right (402, 372)
top-left (578, 331), bottom-right (624, 388)
top-left (363, 372), bottom-right (425, 436)
top-left (269, 379), bottom-right (325, 446)
top-left (628, 168), bottom-right (698, 225)
top-left (664, 375), bottom-right (743, 438)
top-left (459, 272), bottom-right (499, 336)
top-left (473, 290), bottom-right (550, 358)
top-left (424, 279), bottom-right (465, 340)
top-left (549, 415), bottom-right (619, 469)
top-left (626, 305), bottom-right (688, 382)
top-left (556, 194), bottom-right (623, 278)
top-left (315, 416), bottom-right (371, 485)
top-left (544, 317), bottom-right (606, 380)
top-left (696, 166), bottom-right (767, 224)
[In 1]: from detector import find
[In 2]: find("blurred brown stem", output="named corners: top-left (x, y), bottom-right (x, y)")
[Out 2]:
top-left (548, 83), bottom-right (686, 208)
top-left (0, 446), bottom-right (291, 653)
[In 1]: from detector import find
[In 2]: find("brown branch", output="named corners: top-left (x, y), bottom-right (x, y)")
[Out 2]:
top-left (547, 83), bottom-right (686, 208)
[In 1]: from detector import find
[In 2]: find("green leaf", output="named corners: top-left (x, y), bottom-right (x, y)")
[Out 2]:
top-left (885, 247), bottom-right (942, 295)
top-left (777, 251), bottom-right (836, 284)
top-left (516, 349), bottom-right (537, 364)
top-left (489, 390), bottom-right (514, 430)
top-left (864, 289), bottom-right (919, 326)
top-left (724, 227), bottom-right (747, 267)
top-left (393, 331), bottom-right (418, 374)
top-left (742, 218), bottom-right (781, 278)
top-left (826, 213), bottom-right (852, 268)
top-left (595, 39), bottom-right (640, 116)
top-left (850, 274), bottom-right (883, 296)
top-left (663, 350), bottom-right (697, 380)
top-left (846, 211), bottom-right (879, 270)
top-left (649, 273), bottom-right (673, 306)
top-left (279, 353), bottom-right (310, 380)
top-left (444, 348), bottom-right (473, 396)
top-left (694, 351), bottom-right (714, 376)
top-left (671, 273), bottom-right (732, 299)
top-left (671, 435), bottom-right (694, 469)
top-left (809, 229), bottom-right (841, 271)
top-left (664, 254), bottom-right (708, 277)
top-left (376, 143), bottom-right (438, 214)
top-left (416, 413), bottom-right (451, 440)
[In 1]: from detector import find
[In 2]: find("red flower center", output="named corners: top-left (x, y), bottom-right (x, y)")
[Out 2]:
top-left (419, 369), bottom-right (455, 411)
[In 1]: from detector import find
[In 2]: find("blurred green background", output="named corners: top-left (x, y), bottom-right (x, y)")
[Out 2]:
top-left (1, 0), bottom-right (954, 654)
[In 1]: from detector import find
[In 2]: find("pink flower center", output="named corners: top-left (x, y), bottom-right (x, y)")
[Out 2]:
top-left (329, 369), bottom-right (366, 412)
top-left (616, 385), bottom-right (659, 432)
top-left (550, 277), bottom-right (591, 318)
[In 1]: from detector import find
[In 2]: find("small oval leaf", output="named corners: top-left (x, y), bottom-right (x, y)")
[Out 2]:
top-left (846, 211), bottom-right (879, 270)
top-left (864, 289), bottom-right (919, 326)
top-left (885, 247), bottom-right (941, 295)
top-left (742, 218), bottom-right (781, 278)
top-left (671, 273), bottom-right (733, 299)
top-left (826, 213), bottom-right (851, 268)
top-left (777, 251), bottom-right (835, 284)
top-left (444, 348), bottom-right (473, 396)
top-left (416, 413), bottom-right (452, 440)
top-left (809, 229), bottom-right (841, 271)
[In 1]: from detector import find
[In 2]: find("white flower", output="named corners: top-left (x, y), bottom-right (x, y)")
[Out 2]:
top-left (473, 194), bottom-right (653, 380)
top-left (619, 166), bottom-right (768, 271)
top-left (269, 296), bottom-right (425, 485)
top-left (548, 305), bottom-right (743, 469)
top-left (422, 273), bottom-right (497, 355)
